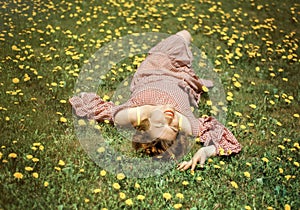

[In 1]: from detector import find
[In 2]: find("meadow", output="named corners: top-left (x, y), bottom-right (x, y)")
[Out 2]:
top-left (0, 0), bottom-right (299, 209)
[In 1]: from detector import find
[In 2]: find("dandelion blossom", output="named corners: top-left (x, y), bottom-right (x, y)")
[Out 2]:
top-left (60, 117), bottom-right (67, 123)
top-left (125, 198), bottom-right (133, 206)
top-left (32, 172), bottom-right (39, 178)
top-left (284, 204), bottom-right (291, 210)
top-left (119, 192), bottom-right (126, 199)
top-left (134, 182), bottom-right (140, 189)
top-left (25, 166), bottom-right (34, 171)
top-left (12, 78), bottom-right (20, 84)
top-left (137, 195), bottom-right (145, 200)
top-left (174, 203), bottom-right (182, 209)
top-left (113, 183), bottom-right (121, 190)
top-left (100, 170), bottom-right (106, 176)
top-left (230, 181), bottom-right (238, 189)
top-left (93, 188), bottom-right (101, 193)
top-left (58, 160), bottom-right (65, 166)
top-left (116, 173), bottom-right (125, 180)
top-left (8, 153), bottom-right (17, 158)
top-left (244, 171), bottom-right (251, 178)
top-left (14, 172), bottom-right (23, 179)
top-left (182, 181), bottom-right (189, 186)
top-left (163, 192), bottom-right (172, 200)
top-left (176, 193), bottom-right (184, 199)
top-left (262, 157), bottom-right (269, 163)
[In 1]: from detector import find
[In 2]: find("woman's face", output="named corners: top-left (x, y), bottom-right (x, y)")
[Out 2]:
top-left (148, 105), bottom-right (179, 141)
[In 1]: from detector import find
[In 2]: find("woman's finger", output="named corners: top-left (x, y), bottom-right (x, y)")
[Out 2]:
top-left (182, 160), bottom-right (192, 171)
top-left (177, 160), bottom-right (192, 171)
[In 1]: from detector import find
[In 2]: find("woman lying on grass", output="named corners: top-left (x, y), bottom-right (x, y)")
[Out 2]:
top-left (70, 30), bottom-right (241, 171)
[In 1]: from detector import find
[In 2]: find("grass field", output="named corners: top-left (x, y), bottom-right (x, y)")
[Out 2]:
top-left (0, 0), bottom-right (299, 209)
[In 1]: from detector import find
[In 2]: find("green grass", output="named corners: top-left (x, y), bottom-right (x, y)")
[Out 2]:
top-left (0, 0), bottom-right (299, 209)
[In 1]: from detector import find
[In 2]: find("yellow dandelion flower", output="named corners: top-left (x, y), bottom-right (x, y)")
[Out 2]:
top-left (100, 170), bottom-right (106, 176)
top-left (245, 206), bottom-right (252, 210)
top-left (113, 182), bottom-right (121, 190)
top-left (293, 113), bottom-right (299, 118)
top-left (279, 168), bottom-right (284, 174)
top-left (244, 171), bottom-right (251, 178)
top-left (240, 125), bottom-right (247, 130)
top-left (60, 117), bottom-right (67, 123)
top-left (285, 175), bottom-right (292, 180)
top-left (116, 173), bottom-right (125, 180)
top-left (12, 78), bottom-right (20, 84)
top-left (26, 154), bottom-right (33, 159)
top-left (174, 203), bottom-right (182, 209)
top-left (14, 172), bottom-right (24, 179)
top-left (249, 104), bottom-right (257, 109)
top-left (134, 182), bottom-right (140, 189)
top-left (8, 153), bottom-right (17, 158)
top-left (44, 181), bottom-right (49, 187)
top-left (137, 195), bottom-right (145, 200)
top-left (294, 142), bottom-right (300, 149)
top-left (102, 95), bottom-right (110, 101)
top-left (97, 147), bottom-right (105, 153)
top-left (119, 192), bottom-right (126, 199)
top-left (214, 165), bottom-right (221, 169)
top-left (58, 160), bottom-right (65, 166)
top-left (226, 95), bottom-right (233, 101)
top-left (230, 181), bottom-right (238, 189)
top-left (77, 119), bottom-right (86, 126)
top-left (125, 198), bottom-right (133, 206)
top-left (202, 86), bottom-right (209, 92)
top-left (176, 193), bottom-right (184, 199)
top-left (163, 192), bottom-right (172, 200)
top-left (25, 166), bottom-right (34, 171)
top-left (234, 111), bottom-right (242, 117)
top-left (12, 45), bottom-right (20, 51)
top-left (284, 204), bottom-right (291, 210)
top-left (294, 162), bottom-right (299, 167)
top-left (196, 176), bottom-right (202, 181)
top-left (84, 198), bottom-right (90, 203)
top-left (182, 181), bottom-right (189, 186)
top-left (233, 81), bottom-right (242, 88)
top-left (32, 172), bottom-right (39, 178)
top-left (262, 157), bottom-right (269, 163)
top-left (219, 147), bottom-right (225, 155)
top-left (55, 167), bottom-right (61, 171)
top-left (93, 188), bottom-right (101, 193)
top-left (206, 100), bottom-right (212, 106)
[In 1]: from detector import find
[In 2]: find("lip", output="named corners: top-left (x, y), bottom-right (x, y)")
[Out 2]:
top-left (164, 110), bottom-right (174, 118)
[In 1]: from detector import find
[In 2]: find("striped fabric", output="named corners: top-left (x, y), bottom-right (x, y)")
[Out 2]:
top-left (69, 30), bottom-right (241, 156)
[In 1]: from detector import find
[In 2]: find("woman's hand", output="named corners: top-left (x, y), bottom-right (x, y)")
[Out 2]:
top-left (177, 145), bottom-right (216, 171)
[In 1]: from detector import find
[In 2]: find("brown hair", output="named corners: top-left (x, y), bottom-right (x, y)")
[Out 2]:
top-left (132, 119), bottom-right (191, 160)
